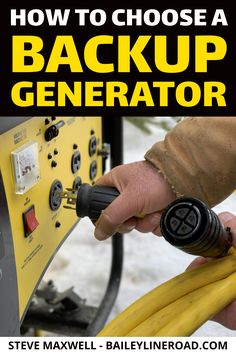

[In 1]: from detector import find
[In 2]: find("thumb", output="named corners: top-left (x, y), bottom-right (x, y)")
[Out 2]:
top-left (94, 190), bottom-right (140, 240)
top-left (218, 212), bottom-right (235, 225)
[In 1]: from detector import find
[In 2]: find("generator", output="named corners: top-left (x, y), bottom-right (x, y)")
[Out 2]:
top-left (0, 116), bottom-right (123, 336)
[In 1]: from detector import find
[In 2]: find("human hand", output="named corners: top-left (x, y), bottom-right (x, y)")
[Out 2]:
top-left (94, 160), bottom-right (176, 241)
top-left (186, 212), bottom-right (236, 330)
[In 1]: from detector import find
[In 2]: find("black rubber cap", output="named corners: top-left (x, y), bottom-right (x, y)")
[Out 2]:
top-left (160, 197), bottom-right (232, 257)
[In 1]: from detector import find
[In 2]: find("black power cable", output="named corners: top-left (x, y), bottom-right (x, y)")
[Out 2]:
top-left (85, 116), bottom-right (124, 336)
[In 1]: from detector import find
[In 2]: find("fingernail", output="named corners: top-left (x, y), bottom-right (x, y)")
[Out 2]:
top-left (94, 228), bottom-right (109, 241)
top-left (150, 213), bottom-right (160, 226)
top-left (95, 212), bottom-right (116, 240)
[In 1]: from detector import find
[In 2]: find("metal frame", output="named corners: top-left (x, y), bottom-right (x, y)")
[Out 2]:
top-left (0, 171), bottom-right (20, 335)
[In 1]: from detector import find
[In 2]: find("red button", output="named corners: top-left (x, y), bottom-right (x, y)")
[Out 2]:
top-left (23, 206), bottom-right (39, 237)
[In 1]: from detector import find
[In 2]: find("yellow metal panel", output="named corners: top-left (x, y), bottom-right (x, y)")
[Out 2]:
top-left (0, 116), bottom-right (103, 319)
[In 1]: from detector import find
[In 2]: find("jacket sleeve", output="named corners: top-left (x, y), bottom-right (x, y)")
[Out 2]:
top-left (145, 117), bottom-right (236, 207)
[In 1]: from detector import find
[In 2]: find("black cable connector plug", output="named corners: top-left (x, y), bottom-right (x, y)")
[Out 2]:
top-left (76, 183), bottom-right (119, 221)
top-left (60, 183), bottom-right (119, 222)
top-left (61, 184), bottom-right (232, 257)
top-left (160, 197), bottom-right (232, 257)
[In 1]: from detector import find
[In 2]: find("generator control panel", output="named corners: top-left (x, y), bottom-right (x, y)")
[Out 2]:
top-left (0, 116), bottom-right (103, 335)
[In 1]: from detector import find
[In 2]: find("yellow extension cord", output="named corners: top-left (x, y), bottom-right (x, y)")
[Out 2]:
top-left (98, 247), bottom-right (236, 337)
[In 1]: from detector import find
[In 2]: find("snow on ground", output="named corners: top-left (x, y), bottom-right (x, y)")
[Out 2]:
top-left (44, 117), bottom-right (236, 337)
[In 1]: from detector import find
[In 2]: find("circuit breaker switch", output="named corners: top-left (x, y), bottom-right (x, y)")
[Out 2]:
top-left (23, 205), bottom-right (39, 237)
top-left (44, 120), bottom-right (65, 141)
